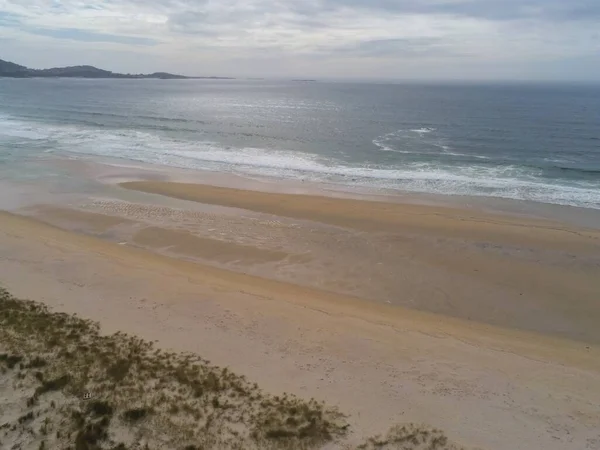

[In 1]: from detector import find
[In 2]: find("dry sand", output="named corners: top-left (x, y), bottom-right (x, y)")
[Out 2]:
top-left (1, 179), bottom-right (600, 450)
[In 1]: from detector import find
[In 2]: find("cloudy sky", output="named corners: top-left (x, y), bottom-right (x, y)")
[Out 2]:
top-left (1, 0), bottom-right (599, 81)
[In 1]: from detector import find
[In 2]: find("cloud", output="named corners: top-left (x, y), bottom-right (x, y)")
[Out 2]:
top-left (0, 0), bottom-right (599, 80)
top-left (25, 27), bottom-right (159, 46)
top-left (331, 37), bottom-right (457, 58)
top-left (0, 11), bottom-right (20, 26)
top-left (314, 0), bottom-right (600, 22)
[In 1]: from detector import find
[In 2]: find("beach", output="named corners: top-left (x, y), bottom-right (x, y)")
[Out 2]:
top-left (2, 160), bottom-right (600, 449)
top-left (1, 78), bottom-right (600, 449)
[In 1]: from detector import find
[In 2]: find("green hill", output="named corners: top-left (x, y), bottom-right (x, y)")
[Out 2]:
top-left (0, 58), bottom-right (232, 79)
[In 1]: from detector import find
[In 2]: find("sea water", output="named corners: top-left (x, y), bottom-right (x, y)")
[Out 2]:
top-left (1, 78), bottom-right (599, 209)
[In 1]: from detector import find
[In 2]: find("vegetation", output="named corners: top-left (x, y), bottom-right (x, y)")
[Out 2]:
top-left (354, 424), bottom-right (464, 450)
top-left (0, 287), bottom-right (465, 449)
top-left (0, 58), bottom-right (233, 79)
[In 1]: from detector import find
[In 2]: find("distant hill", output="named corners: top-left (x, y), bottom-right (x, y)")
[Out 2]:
top-left (0, 58), bottom-right (233, 79)
top-left (0, 59), bottom-right (29, 76)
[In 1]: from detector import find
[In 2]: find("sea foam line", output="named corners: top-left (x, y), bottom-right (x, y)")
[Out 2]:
top-left (1, 114), bottom-right (599, 209)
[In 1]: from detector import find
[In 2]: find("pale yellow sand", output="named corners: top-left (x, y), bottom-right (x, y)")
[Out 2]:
top-left (1, 210), bottom-right (599, 450)
top-left (119, 181), bottom-right (600, 250)
top-left (114, 181), bottom-right (600, 344)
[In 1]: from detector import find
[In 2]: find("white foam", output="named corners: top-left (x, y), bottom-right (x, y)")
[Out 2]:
top-left (0, 115), bottom-right (53, 140)
top-left (411, 127), bottom-right (436, 134)
top-left (372, 136), bottom-right (410, 153)
top-left (440, 148), bottom-right (490, 160)
top-left (373, 129), bottom-right (491, 160)
top-left (1, 114), bottom-right (599, 209)
top-left (372, 130), bottom-right (419, 153)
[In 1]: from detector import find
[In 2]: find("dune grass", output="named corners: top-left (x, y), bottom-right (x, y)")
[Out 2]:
top-left (0, 287), bottom-right (465, 450)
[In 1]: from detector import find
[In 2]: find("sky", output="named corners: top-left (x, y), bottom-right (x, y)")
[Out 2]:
top-left (0, 0), bottom-right (599, 81)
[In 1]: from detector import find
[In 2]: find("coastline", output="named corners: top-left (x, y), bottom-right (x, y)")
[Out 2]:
top-left (6, 152), bottom-right (600, 228)
top-left (2, 156), bottom-right (600, 449)
top-left (50, 153), bottom-right (600, 228)
top-left (3, 156), bottom-right (600, 342)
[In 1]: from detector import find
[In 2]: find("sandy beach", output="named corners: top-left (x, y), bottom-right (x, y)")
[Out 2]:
top-left (1, 169), bottom-right (600, 449)
top-left (20, 176), bottom-right (600, 342)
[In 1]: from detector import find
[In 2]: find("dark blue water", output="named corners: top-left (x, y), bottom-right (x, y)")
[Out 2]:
top-left (1, 78), bottom-right (599, 208)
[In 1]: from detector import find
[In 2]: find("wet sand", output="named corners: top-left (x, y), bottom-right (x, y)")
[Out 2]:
top-left (119, 181), bottom-right (600, 249)
top-left (106, 180), bottom-right (600, 344)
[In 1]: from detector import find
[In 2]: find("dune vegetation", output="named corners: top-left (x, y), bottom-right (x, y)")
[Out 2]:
top-left (0, 287), bottom-right (464, 450)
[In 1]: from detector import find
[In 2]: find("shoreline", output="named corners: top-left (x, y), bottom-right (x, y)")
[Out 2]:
top-left (5, 153), bottom-right (600, 229)
top-left (61, 154), bottom-right (600, 228)
top-left (3, 156), bottom-right (600, 342)
top-left (2, 173), bottom-right (598, 343)
top-left (2, 157), bottom-right (600, 449)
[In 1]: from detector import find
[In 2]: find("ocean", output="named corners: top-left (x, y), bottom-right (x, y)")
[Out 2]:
top-left (1, 78), bottom-right (599, 209)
